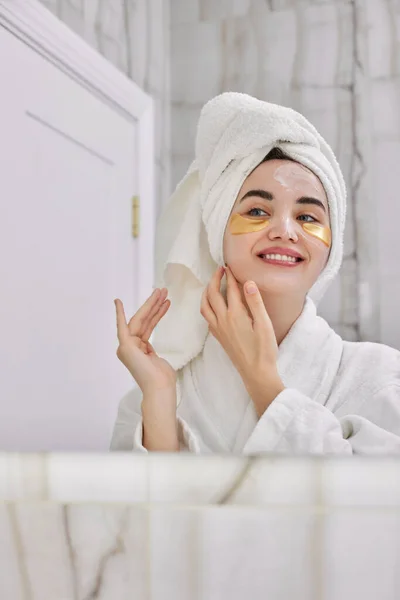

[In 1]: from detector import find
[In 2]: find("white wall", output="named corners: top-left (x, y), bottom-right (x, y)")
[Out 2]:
top-left (170, 0), bottom-right (400, 348)
top-left (39, 0), bottom-right (171, 221)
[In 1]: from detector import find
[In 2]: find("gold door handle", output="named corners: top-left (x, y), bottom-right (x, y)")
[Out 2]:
top-left (132, 195), bottom-right (140, 238)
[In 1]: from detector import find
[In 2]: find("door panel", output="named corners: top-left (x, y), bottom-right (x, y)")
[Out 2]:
top-left (0, 25), bottom-right (138, 450)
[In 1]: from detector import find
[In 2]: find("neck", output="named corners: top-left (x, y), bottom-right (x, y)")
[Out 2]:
top-left (238, 285), bottom-right (305, 346)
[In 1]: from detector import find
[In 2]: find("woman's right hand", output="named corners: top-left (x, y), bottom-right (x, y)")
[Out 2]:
top-left (114, 288), bottom-right (177, 395)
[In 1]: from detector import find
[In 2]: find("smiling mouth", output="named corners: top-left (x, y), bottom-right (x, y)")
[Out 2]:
top-left (257, 254), bottom-right (304, 267)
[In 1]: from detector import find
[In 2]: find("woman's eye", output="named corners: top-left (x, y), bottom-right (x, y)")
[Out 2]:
top-left (246, 209), bottom-right (319, 222)
top-left (247, 208), bottom-right (269, 217)
top-left (298, 214), bottom-right (317, 223)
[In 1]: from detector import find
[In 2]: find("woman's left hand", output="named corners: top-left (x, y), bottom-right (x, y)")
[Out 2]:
top-left (200, 265), bottom-right (285, 414)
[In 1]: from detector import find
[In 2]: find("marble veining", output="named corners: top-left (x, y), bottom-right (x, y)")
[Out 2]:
top-left (1, 453), bottom-right (400, 599)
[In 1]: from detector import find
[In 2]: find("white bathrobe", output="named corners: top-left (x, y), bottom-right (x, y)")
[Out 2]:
top-left (110, 296), bottom-right (400, 455)
top-left (110, 93), bottom-right (400, 455)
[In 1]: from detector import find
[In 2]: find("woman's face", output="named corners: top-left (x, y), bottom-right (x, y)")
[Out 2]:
top-left (223, 159), bottom-right (331, 298)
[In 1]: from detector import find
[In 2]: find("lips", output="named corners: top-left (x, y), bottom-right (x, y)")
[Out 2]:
top-left (257, 246), bottom-right (305, 260)
top-left (257, 255), bottom-right (303, 268)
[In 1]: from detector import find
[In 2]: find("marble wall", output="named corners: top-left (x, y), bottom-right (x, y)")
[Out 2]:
top-left (170, 0), bottom-right (400, 347)
top-left (38, 0), bottom-right (171, 221)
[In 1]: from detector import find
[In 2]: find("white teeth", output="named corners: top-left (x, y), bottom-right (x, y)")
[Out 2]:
top-left (260, 253), bottom-right (298, 263)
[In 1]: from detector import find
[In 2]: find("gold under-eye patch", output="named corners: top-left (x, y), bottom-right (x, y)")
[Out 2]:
top-left (302, 223), bottom-right (331, 247)
top-left (229, 213), bottom-right (332, 248)
top-left (229, 213), bottom-right (270, 234)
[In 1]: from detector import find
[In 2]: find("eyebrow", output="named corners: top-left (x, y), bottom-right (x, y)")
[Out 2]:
top-left (239, 189), bottom-right (327, 213)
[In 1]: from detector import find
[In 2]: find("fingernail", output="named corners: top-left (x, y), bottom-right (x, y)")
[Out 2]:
top-left (245, 282), bottom-right (257, 294)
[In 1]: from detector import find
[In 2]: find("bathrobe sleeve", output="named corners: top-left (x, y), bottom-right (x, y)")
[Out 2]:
top-left (109, 386), bottom-right (199, 452)
top-left (242, 384), bottom-right (400, 455)
top-left (110, 384), bottom-right (400, 455)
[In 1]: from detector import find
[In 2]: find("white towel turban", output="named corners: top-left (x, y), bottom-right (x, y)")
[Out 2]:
top-left (152, 93), bottom-right (347, 371)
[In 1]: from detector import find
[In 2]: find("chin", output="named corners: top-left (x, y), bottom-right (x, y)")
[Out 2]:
top-left (252, 270), bottom-right (308, 292)
top-left (257, 281), bottom-right (304, 296)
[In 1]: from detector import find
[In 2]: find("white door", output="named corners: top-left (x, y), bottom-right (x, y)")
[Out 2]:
top-left (0, 13), bottom-right (152, 450)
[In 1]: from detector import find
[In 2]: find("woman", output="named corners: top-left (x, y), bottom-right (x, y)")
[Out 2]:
top-left (111, 92), bottom-right (400, 454)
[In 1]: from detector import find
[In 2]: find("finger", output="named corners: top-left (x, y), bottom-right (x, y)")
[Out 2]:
top-left (207, 267), bottom-right (227, 317)
top-left (127, 288), bottom-right (162, 336)
top-left (244, 281), bottom-right (271, 329)
top-left (129, 288), bottom-right (167, 337)
top-left (142, 298), bottom-right (171, 341)
top-left (143, 288), bottom-right (168, 325)
top-left (114, 299), bottom-right (129, 343)
top-left (200, 286), bottom-right (218, 329)
top-left (225, 266), bottom-right (243, 311)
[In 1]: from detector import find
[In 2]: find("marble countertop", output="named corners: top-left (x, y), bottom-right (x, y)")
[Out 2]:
top-left (1, 452), bottom-right (400, 507)
top-left (1, 453), bottom-right (400, 600)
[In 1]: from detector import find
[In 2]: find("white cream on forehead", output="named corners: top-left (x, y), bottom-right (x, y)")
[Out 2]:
top-left (273, 163), bottom-right (322, 195)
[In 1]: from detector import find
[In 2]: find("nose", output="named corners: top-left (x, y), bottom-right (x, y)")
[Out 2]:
top-left (267, 215), bottom-right (298, 243)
